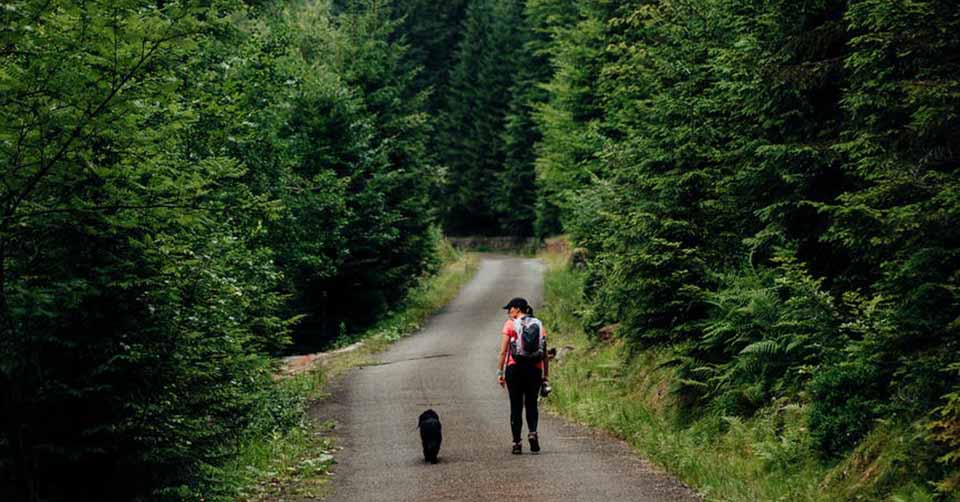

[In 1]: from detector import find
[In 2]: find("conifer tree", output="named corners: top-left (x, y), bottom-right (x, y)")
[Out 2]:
top-left (496, 0), bottom-right (578, 237)
top-left (391, 0), bottom-right (469, 114)
top-left (531, 1), bottom-right (607, 238)
top-left (815, 0), bottom-right (960, 471)
top-left (440, 0), bottom-right (525, 235)
top-left (531, 0), bottom-right (959, 492)
top-left (312, 0), bottom-right (439, 338)
top-left (0, 1), bottom-right (445, 498)
top-left (0, 2), bottom-right (287, 498)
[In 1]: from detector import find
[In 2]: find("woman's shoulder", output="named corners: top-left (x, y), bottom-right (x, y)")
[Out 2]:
top-left (501, 318), bottom-right (515, 335)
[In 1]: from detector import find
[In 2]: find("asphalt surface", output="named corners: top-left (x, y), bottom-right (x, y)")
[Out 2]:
top-left (314, 255), bottom-right (701, 502)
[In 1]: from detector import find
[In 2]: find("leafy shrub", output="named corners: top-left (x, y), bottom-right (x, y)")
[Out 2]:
top-left (673, 255), bottom-right (842, 417)
top-left (929, 363), bottom-right (960, 494)
top-left (809, 360), bottom-right (885, 455)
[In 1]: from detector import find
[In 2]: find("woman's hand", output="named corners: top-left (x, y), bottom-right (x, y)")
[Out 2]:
top-left (498, 375), bottom-right (505, 387)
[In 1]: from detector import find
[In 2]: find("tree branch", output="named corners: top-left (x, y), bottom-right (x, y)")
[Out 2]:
top-left (2, 38), bottom-right (166, 219)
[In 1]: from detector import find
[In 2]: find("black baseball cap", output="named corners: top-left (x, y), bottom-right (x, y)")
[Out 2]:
top-left (502, 297), bottom-right (529, 310)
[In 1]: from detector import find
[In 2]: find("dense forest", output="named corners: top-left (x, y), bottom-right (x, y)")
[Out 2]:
top-left (0, 0), bottom-right (446, 499)
top-left (1, 0), bottom-right (958, 500)
top-left (523, 0), bottom-right (960, 497)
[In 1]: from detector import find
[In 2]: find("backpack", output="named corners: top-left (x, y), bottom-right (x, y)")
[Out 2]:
top-left (510, 316), bottom-right (545, 363)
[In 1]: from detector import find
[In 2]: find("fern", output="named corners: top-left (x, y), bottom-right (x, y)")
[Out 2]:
top-left (739, 340), bottom-right (781, 357)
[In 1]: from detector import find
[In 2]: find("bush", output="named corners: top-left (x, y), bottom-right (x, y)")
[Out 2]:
top-left (672, 255), bottom-right (842, 418)
top-left (809, 360), bottom-right (885, 456)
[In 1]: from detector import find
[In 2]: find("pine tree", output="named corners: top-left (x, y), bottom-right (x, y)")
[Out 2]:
top-left (495, 0), bottom-right (579, 237)
top-left (0, 2), bottom-right (287, 498)
top-left (531, 1), bottom-right (607, 238)
top-left (440, 0), bottom-right (526, 235)
top-left (391, 0), bottom-right (470, 115)
top-left (817, 0), bottom-right (960, 475)
top-left (312, 0), bottom-right (440, 339)
top-left (0, 0), bottom-right (445, 498)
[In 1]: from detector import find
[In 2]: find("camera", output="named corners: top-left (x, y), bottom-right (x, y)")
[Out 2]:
top-left (539, 381), bottom-right (552, 398)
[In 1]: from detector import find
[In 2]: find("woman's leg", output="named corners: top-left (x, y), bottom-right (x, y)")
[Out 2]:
top-left (522, 364), bottom-right (542, 434)
top-left (505, 365), bottom-right (524, 443)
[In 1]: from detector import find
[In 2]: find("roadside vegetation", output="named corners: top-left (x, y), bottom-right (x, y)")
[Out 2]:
top-left (229, 244), bottom-right (478, 502)
top-left (1, 1), bottom-right (452, 500)
top-left (542, 242), bottom-right (954, 501)
top-left (522, 0), bottom-right (959, 499)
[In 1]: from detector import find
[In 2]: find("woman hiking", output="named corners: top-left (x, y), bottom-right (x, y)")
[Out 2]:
top-left (496, 297), bottom-right (549, 454)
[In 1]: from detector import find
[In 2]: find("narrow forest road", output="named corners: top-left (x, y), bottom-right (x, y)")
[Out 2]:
top-left (313, 255), bottom-right (700, 502)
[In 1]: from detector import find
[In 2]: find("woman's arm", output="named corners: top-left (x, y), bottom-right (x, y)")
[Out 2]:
top-left (542, 339), bottom-right (549, 380)
top-left (497, 334), bottom-right (509, 387)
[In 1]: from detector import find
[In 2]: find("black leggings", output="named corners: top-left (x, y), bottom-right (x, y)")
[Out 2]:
top-left (505, 363), bottom-right (542, 443)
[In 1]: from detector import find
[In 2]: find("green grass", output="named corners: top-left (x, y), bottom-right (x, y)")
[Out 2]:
top-left (541, 248), bottom-right (833, 502)
top-left (229, 372), bottom-right (338, 501)
top-left (331, 241), bottom-right (480, 356)
top-left (214, 243), bottom-right (479, 501)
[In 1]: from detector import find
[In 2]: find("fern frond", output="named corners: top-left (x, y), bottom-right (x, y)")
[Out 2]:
top-left (739, 339), bottom-right (780, 356)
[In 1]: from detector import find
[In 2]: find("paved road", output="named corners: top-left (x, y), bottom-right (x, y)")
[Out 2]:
top-left (315, 255), bottom-right (700, 502)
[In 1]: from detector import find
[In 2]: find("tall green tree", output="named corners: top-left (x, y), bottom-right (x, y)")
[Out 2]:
top-left (390, 0), bottom-right (469, 115)
top-left (531, 0), bottom-right (960, 493)
top-left (495, 0), bottom-right (578, 237)
top-left (815, 0), bottom-right (960, 471)
top-left (0, 0), bottom-right (444, 498)
top-left (0, 2), bottom-right (287, 499)
top-left (531, 1), bottom-right (607, 238)
top-left (310, 0), bottom-right (440, 340)
top-left (440, 0), bottom-right (526, 235)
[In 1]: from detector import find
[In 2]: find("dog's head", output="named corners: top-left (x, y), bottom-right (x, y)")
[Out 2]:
top-left (418, 409), bottom-right (439, 426)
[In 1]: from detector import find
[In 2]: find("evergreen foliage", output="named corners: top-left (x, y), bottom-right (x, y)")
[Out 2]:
top-left (0, 0), bottom-right (438, 499)
top-left (439, 0), bottom-right (520, 235)
top-left (389, 0), bottom-right (469, 115)
top-left (497, 0), bottom-right (579, 238)
top-left (419, 0), bottom-right (566, 237)
top-left (530, 0), bottom-right (960, 494)
top-left (2, 0), bottom-right (958, 498)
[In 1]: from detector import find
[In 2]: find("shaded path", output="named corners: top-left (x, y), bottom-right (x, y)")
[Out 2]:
top-left (313, 255), bottom-right (700, 502)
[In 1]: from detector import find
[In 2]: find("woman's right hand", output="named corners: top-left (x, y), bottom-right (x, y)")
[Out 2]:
top-left (498, 375), bottom-right (505, 387)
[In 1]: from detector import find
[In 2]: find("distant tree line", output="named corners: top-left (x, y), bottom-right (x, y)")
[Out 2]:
top-left (397, 0), bottom-right (566, 238)
top-left (1, 0), bottom-right (440, 499)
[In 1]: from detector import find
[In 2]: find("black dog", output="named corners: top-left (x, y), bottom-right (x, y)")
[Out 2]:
top-left (418, 409), bottom-right (442, 464)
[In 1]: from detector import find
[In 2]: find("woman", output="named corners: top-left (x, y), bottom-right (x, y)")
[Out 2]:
top-left (496, 297), bottom-right (549, 454)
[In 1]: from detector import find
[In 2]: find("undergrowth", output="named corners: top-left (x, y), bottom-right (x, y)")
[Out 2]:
top-left (540, 245), bottom-right (949, 502)
top-left (213, 243), bottom-right (478, 501)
